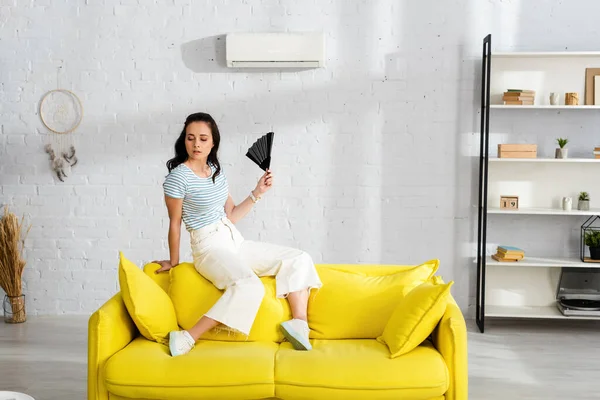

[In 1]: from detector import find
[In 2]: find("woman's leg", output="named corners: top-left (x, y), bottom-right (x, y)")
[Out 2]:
top-left (238, 240), bottom-right (322, 298)
top-left (180, 276), bottom-right (266, 342)
top-left (186, 316), bottom-right (220, 341)
top-left (287, 288), bottom-right (309, 322)
top-left (170, 273), bottom-right (265, 356)
top-left (238, 239), bottom-right (322, 350)
top-left (169, 225), bottom-right (264, 357)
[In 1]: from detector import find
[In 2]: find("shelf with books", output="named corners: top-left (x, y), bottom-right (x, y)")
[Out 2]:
top-left (476, 35), bottom-right (600, 333)
top-left (489, 51), bottom-right (600, 107)
top-left (485, 255), bottom-right (598, 269)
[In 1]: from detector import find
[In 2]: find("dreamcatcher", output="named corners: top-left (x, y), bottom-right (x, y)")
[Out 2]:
top-left (39, 84), bottom-right (83, 182)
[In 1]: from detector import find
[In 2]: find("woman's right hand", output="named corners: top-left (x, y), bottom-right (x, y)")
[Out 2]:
top-left (153, 260), bottom-right (173, 274)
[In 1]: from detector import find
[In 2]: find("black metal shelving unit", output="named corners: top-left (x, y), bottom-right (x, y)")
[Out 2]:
top-left (474, 35), bottom-right (600, 333)
top-left (476, 34), bottom-right (492, 334)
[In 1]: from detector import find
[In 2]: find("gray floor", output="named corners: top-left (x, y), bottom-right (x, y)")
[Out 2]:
top-left (0, 316), bottom-right (599, 400)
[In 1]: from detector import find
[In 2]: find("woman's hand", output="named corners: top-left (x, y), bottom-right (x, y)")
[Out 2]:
top-left (152, 260), bottom-right (173, 274)
top-left (254, 169), bottom-right (273, 197)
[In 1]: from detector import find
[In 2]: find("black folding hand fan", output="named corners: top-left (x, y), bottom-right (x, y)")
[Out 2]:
top-left (246, 131), bottom-right (274, 171)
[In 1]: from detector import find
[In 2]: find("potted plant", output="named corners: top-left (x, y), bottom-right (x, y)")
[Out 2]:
top-left (578, 192), bottom-right (590, 211)
top-left (0, 206), bottom-right (31, 323)
top-left (585, 230), bottom-right (600, 260)
top-left (555, 138), bottom-right (569, 159)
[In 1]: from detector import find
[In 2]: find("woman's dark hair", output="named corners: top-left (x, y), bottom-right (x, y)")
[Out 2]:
top-left (166, 112), bottom-right (221, 183)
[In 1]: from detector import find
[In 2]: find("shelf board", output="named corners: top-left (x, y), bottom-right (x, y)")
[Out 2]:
top-left (492, 51), bottom-right (600, 58)
top-left (488, 207), bottom-right (600, 216)
top-left (490, 105), bottom-right (600, 109)
top-left (489, 157), bottom-right (600, 163)
top-left (484, 256), bottom-right (598, 268)
top-left (486, 305), bottom-right (600, 320)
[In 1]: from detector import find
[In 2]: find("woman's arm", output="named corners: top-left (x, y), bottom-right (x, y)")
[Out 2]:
top-left (166, 196), bottom-right (183, 265)
top-left (154, 195), bottom-right (183, 273)
top-left (226, 191), bottom-right (259, 224)
top-left (226, 169), bottom-right (273, 224)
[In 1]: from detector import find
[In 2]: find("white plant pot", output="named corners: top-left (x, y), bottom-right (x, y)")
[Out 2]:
top-left (555, 148), bottom-right (568, 159)
top-left (578, 200), bottom-right (590, 211)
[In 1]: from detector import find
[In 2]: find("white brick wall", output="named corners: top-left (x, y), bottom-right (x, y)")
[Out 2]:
top-left (1, 0), bottom-right (599, 316)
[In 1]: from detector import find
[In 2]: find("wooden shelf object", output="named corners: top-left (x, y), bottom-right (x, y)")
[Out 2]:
top-left (486, 305), bottom-right (600, 320)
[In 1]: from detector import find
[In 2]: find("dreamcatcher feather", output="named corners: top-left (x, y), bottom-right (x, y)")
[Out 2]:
top-left (39, 86), bottom-right (82, 182)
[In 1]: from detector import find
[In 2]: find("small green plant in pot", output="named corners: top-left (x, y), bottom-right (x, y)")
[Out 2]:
top-left (578, 191), bottom-right (590, 211)
top-left (555, 138), bottom-right (569, 159)
top-left (585, 230), bottom-right (600, 260)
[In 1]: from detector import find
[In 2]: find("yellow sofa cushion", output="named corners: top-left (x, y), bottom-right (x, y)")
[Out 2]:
top-left (104, 337), bottom-right (277, 400)
top-left (168, 262), bottom-right (292, 342)
top-left (308, 260), bottom-right (439, 339)
top-left (118, 252), bottom-right (178, 345)
top-left (275, 339), bottom-right (448, 400)
top-left (378, 277), bottom-right (453, 358)
top-left (143, 262), bottom-right (171, 293)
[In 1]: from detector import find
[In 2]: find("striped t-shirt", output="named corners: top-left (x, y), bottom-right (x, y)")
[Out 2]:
top-left (162, 163), bottom-right (228, 231)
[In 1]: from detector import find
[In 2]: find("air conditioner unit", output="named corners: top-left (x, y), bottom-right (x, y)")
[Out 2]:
top-left (226, 32), bottom-right (325, 68)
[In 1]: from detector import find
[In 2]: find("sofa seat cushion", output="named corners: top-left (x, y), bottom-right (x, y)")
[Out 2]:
top-left (275, 339), bottom-right (448, 400)
top-left (104, 337), bottom-right (277, 399)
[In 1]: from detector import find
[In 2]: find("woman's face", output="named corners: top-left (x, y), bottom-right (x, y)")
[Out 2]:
top-left (185, 121), bottom-right (214, 161)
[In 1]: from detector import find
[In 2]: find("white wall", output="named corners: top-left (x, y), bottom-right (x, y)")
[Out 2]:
top-left (2, 0), bottom-right (599, 316)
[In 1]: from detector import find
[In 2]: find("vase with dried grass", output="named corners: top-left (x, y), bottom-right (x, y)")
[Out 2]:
top-left (0, 205), bottom-right (31, 323)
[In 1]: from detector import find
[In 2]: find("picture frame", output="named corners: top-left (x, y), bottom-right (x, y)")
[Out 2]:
top-left (584, 68), bottom-right (600, 105)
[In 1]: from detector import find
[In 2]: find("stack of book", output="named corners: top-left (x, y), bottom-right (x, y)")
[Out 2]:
top-left (594, 146), bottom-right (600, 159)
top-left (491, 245), bottom-right (525, 262)
top-left (503, 89), bottom-right (535, 105)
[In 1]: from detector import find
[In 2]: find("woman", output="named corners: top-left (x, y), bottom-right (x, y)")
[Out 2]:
top-left (153, 112), bottom-right (322, 357)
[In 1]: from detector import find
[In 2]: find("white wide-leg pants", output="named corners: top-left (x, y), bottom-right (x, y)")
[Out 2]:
top-left (190, 217), bottom-right (322, 336)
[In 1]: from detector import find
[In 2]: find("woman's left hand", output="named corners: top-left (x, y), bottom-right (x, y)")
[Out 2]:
top-left (254, 169), bottom-right (273, 196)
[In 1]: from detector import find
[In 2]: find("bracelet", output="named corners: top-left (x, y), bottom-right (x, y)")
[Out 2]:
top-left (250, 191), bottom-right (261, 203)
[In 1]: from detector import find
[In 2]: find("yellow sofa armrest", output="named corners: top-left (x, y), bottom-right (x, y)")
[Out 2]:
top-left (88, 293), bottom-right (137, 400)
top-left (432, 294), bottom-right (468, 400)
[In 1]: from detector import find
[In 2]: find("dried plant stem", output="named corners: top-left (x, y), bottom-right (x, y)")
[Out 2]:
top-left (0, 206), bottom-right (31, 323)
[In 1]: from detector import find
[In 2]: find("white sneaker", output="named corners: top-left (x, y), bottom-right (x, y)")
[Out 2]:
top-left (280, 319), bottom-right (312, 351)
top-left (169, 330), bottom-right (195, 357)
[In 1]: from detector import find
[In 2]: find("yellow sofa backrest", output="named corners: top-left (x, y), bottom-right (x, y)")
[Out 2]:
top-left (143, 259), bottom-right (439, 342)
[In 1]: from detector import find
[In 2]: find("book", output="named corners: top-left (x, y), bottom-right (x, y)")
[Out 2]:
top-left (497, 245), bottom-right (525, 254)
top-left (503, 102), bottom-right (535, 105)
top-left (495, 252), bottom-right (524, 259)
top-left (504, 99), bottom-right (534, 106)
top-left (503, 96), bottom-right (535, 101)
top-left (498, 246), bottom-right (525, 253)
top-left (506, 89), bottom-right (535, 93)
top-left (503, 92), bottom-right (535, 97)
top-left (492, 254), bottom-right (523, 262)
top-left (498, 245), bottom-right (524, 251)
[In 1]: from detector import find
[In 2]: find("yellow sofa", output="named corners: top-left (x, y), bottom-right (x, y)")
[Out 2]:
top-left (88, 261), bottom-right (468, 400)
